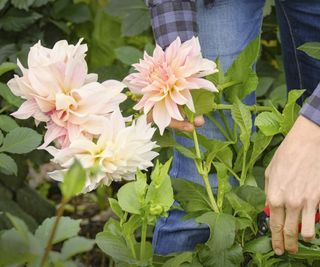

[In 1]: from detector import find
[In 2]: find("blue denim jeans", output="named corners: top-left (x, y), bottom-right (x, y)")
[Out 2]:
top-left (153, 0), bottom-right (320, 255)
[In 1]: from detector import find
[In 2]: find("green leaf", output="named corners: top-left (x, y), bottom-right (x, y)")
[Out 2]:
top-left (196, 212), bottom-right (236, 251)
top-left (122, 9), bottom-right (150, 36)
top-left (280, 89), bottom-right (305, 135)
top-left (231, 98), bottom-right (252, 151)
top-left (289, 245), bottom-right (320, 260)
top-left (257, 77), bottom-right (274, 97)
top-left (117, 173), bottom-right (147, 214)
top-left (57, 2), bottom-right (92, 23)
top-left (146, 160), bottom-right (174, 216)
top-left (162, 252), bottom-right (193, 267)
top-left (0, 82), bottom-right (23, 107)
top-left (191, 89), bottom-right (216, 116)
top-left (0, 115), bottom-right (19, 132)
top-left (0, 127), bottom-right (42, 154)
top-left (255, 112), bottom-right (281, 136)
top-left (175, 143), bottom-right (198, 159)
top-left (235, 186), bottom-right (266, 212)
top-left (6, 213), bottom-right (29, 240)
top-left (115, 46), bottom-right (143, 65)
top-left (213, 162), bottom-right (232, 210)
top-left (298, 42), bottom-right (320, 60)
top-left (32, 0), bottom-right (50, 7)
top-left (199, 243), bottom-right (243, 267)
top-left (96, 218), bottom-right (136, 264)
top-left (108, 198), bottom-right (124, 219)
top-left (0, 9), bottom-right (42, 32)
top-left (35, 216), bottom-right (81, 246)
top-left (0, 62), bottom-right (17, 76)
top-left (172, 178), bottom-right (212, 214)
top-left (270, 84), bottom-right (287, 108)
top-left (0, 0), bottom-right (8, 11)
top-left (0, 130), bottom-right (3, 145)
top-left (225, 37), bottom-right (260, 101)
top-left (60, 160), bottom-right (86, 198)
top-left (0, 153), bottom-right (17, 175)
top-left (105, 0), bottom-right (145, 17)
top-left (244, 236), bottom-right (272, 254)
top-left (225, 191), bottom-right (256, 220)
top-left (61, 236), bottom-right (95, 260)
top-left (11, 0), bottom-right (35, 10)
top-left (248, 132), bottom-right (272, 170)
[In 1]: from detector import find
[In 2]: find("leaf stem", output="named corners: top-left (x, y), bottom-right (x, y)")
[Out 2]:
top-left (140, 218), bottom-right (148, 260)
top-left (202, 171), bottom-right (220, 213)
top-left (218, 110), bottom-right (235, 141)
top-left (192, 129), bottom-right (201, 159)
top-left (206, 114), bottom-right (231, 142)
top-left (218, 81), bottom-right (242, 90)
top-left (40, 197), bottom-right (69, 267)
top-left (240, 150), bottom-right (247, 186)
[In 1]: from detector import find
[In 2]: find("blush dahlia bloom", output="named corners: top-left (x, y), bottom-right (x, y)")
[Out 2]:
top-left (7, 40), bottom-right (126, 148)
top-left (124, 37), bottom-right (218, 134)
top-left (47, 111), bottom-right (158, 192)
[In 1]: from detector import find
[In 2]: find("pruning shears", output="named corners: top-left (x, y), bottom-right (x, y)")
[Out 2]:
top-left (257, 206), bottom-right (320, 236)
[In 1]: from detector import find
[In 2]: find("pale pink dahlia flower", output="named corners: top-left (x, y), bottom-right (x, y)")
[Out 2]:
top-left (47, 111), bottom-right (158, 192)
top-left (7, 40), bottom-right (126, 148)
top-left (124, 37), bottom-right (218, 134)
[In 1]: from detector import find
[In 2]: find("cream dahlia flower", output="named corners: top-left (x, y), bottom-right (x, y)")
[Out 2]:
top-left (7, 39), bottom-right (126, 148)
top-left (47, 111), bottom-right (158, 192)
top-left (124, 36), bottom-right (218, 134)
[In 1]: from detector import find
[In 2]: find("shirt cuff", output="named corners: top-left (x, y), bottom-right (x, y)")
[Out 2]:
top-left (147, 0), bottom-right (198, 49)
top-left (300, 83), bottom-right (320, 126)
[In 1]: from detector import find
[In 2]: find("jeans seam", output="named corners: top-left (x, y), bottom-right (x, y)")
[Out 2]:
top-left (278, 0), bottom-right (303, 89)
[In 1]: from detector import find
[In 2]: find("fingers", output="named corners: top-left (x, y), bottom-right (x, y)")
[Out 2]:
top-left (301, 202), bottom-right (317, 241)
top-left (283, 206), bottom-right (301, 254)
top-left (269, 204), bottom-right (285, 255)
top-left (194, 116), bottom-right (205, 127)
top-left (169, 119), bottom-right (194, 132)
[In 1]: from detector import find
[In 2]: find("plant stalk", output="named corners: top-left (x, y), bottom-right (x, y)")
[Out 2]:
top-left (240, 150), bottom-right (247, 185)
top-left (192, 129), bottom-right (220, 213)
top-left (140, 219), bottom-right (148, 260)
top-left (214, 103), bottom-right (273, 112)
top-left (40, 197), bottom-right (69, 267)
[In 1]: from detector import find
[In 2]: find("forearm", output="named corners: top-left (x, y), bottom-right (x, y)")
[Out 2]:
top-left (146, 0), bottom-right (198, 48)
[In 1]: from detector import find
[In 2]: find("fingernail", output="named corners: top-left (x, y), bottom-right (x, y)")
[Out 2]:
top-left (275, 248), bottom-right (283, 255)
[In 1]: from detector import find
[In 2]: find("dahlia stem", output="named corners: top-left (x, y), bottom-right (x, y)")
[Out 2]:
top-left (213, 103), bottom-right (273, 112)
top-left (40, 197), bottom-right (68, 267)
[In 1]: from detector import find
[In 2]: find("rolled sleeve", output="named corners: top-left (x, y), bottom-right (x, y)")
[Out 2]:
top-left (300, 83), bottom-right (320, 126)
top-left (147, 0), bottom-right (198, 49)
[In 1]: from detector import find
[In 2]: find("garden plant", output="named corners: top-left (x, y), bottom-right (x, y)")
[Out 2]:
top-left (1, 0), bottom-right (320, 267)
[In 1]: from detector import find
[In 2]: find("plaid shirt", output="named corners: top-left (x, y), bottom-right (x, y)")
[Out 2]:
top-left (146, 0), bottom-right (320, 126)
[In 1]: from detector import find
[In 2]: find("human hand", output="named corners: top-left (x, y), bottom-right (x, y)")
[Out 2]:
top-left (147, 113), bottom-right (205, 132)
top-left (265, 115), bottom-right (320, 255)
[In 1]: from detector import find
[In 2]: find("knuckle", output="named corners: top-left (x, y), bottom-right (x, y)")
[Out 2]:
top-left (270, 223), bottom-right (283, 233)
top-left (268, 196), bottom-right (283, 208)
top-left (286, 197), bottom-right (303, 209)
top-left (284, 227), bottom-right (297, 238)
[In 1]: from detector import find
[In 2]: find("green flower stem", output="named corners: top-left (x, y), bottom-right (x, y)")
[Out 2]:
top-left (140, 218), bottom-right (148, 260)
top-left (218, 110), bottom-right (235, 141)
top-left (214, 103), bottom-right (273, 113)
top-left (127, 235), bottom-right (137, 260)
top-left (192, 128), bottom-right (220, 213)
top-left (40, 197), bottom-right (69, 267)
top-left (216, 155), bottom-right (241, 182)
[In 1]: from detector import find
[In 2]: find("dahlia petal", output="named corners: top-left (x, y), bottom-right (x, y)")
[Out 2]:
top-left (152, 100), bottom-right (171, 135)
top-left (165, 97), bottom-right (183, 121)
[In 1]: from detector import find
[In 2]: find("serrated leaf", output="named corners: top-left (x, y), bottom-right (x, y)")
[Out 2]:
top-left (196, 212), bottom-right (236, 251)
top-left (255, 112), bottom-right (281, 136)
top-left (0, 115), bottom-right (19, 132)
top-left (60, 160), bottom-right (86, 198)
top-left (213, 162), bottom-right (231, 210)
top-left (298, 42), bottom-right (320, 60)
top-left (0, 130), bottom-right (3, 145)
top-left (257, 77), bottom-right (274, 97)
top-left (115, 46), bottom-right (143, 65)
top-left (35, 216), bottom-right (81, 246)
top-left (105, 0), bottom-right (146, 17)
top-left (5, 213), bottom-right (29, 240)
top-left (61, 236), bottom-right (95, 260)
top-left (226, 191), bottom-right (256, 220)
top-left (191, 89), bottom-right (216, 115)
top-left (175, 143), bottom-right (198, 159)
top-left (0, 9), bottom-right (42, 32)
top-left (280, 89), bottom-right (305, 135)
top-left (0, 82), bottom-right (23, 107)
top-left (0, 127), bottom-right (41, 154)
top-left (0, 153), bottom-right (17, 175)
top-left (11, 0), bottom-right (35, 10)
top-left (0, 43), bottom-right (17, 62)
top-left (248, 132), bottom-right (272, 170)
top-left (172, 178), bottom-right (212, 214)
top-left (32, 0), bottom-right (50, 7)
top-left (0, 0), bottom-right (8, 11)
top-left (244, 236), bottom-right (272, 254)
top-left (231, 99), bottom-right (252, 151)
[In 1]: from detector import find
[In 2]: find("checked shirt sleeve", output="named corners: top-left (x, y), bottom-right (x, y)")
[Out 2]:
top-left (146, 0), bottom-right (198, 49)
top-left (300, 83), bottom-right (320, 126)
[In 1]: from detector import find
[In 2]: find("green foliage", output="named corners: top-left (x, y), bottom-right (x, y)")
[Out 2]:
top-left (0, 213), bottom-right (94, 266)
top-left (298, 42), bottom-right (320, 60)
top-left (60, 160), bottom-right (86, 199)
